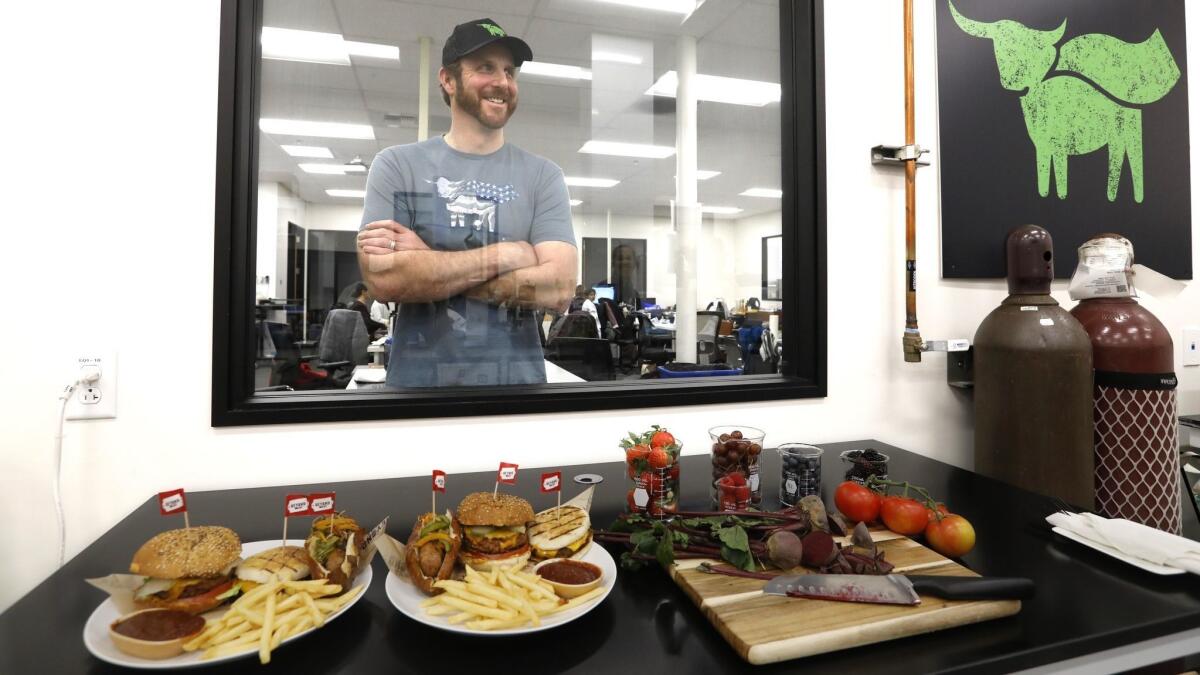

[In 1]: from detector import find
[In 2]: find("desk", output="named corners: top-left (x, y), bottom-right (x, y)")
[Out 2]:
top-left (6, 441), bottom-right (1200, 673)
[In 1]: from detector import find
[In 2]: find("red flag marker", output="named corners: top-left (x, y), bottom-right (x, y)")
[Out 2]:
top-left (282, 494), bottom-right (310, 545)
top-left (494, 462), bottom-right (518, 499)
top-left (158, 489), bottom-right (189, 528)
top-left (542, 472), bottom-right (562, 522)
top-left (497, 463), bottom-right (519, 484)
top-left (432, 470), bottom-right (447, 514)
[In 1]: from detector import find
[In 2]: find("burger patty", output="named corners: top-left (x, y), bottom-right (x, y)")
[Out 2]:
top-left (176, 576), bottom-right (231, 599)
top-left (465, 531), bottom-right (527, 554)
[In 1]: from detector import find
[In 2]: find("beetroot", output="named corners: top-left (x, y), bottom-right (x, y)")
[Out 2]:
top-left (766, 531), bottom-right (804, 570)
top-left (800, 531), bottom-right (838, 567)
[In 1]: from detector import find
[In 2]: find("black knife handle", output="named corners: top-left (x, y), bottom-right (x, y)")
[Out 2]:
top-left (906, 575), bottom-right (1035, 601)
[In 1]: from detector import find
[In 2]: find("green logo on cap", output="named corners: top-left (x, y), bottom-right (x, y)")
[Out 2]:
top-left (479, 23), bottom-right (505, 37)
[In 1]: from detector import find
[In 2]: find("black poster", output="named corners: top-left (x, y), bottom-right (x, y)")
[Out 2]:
top-left (935, 0), bottom-right (1191, 278)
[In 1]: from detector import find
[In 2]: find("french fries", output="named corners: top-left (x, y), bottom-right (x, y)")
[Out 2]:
top-left (182, 580), bottom-right (362, 664)
top-left (420, 566), bottom-right (604, 631)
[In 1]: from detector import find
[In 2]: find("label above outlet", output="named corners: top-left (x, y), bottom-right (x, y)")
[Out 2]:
top-left (66, 351), bottom-right (117, 420)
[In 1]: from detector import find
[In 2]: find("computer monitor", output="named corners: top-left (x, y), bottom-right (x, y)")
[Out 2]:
top-left (639, 297), bottom-right (657, 309)
top-left (592, 285), bottom-right (615, 301)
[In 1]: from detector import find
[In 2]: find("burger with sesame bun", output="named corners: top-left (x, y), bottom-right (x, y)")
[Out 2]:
top-left (129, 526), bottom-right (242, 615)
top-left (455, 492), bottom-right (534, 571)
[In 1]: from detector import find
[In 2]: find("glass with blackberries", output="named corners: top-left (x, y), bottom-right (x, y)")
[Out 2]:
top-left (708, 426), bottom-right (765, 508)
top-left (840, 448), bottom-right (889, 485)
top-left (621, 426), bottom-right (681, 519)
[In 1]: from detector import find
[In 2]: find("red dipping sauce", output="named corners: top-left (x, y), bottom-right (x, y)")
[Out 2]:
top-left (112, 609), bottom-right (205, 642)
top-left (536, 560), bottom-right (601, 585)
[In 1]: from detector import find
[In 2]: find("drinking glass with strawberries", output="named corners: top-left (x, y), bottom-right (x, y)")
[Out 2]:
top-left (621, 426), bottom-right (681, 519)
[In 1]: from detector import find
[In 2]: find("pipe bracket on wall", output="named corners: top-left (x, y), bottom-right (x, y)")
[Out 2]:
top-left (871, 144), bottom-right (931, 167)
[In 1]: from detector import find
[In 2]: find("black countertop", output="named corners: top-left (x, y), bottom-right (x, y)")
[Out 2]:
top-left (4, 440), bottom-right (1200, 674)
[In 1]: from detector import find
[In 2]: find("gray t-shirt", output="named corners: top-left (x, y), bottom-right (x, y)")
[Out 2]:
top-left (360, 136), bottom-right (576, 388)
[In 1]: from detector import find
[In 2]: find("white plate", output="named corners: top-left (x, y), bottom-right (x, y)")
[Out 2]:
top-left (1052, 526), bottom-right (1185, 575)
top-left (385, 544), bottom-right (616, 635)
top-left (83, 539), bottom-right (373, 669)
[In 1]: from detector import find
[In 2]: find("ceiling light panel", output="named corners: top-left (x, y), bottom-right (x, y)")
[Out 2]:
top-left (564, 176), bottom-right (620, 188)
top-left (281, 144), bottom-right (333, 158)
top-left (570, 199), bottom-right (583, 206)
top-left (701, 206), bottom-right (743, 215)
top-left (646, 71), bottom-right (781, 107)
top-left (326, 189), bottom-right (366, 198)
top-left (299, 163), bottom-right (349, 175)
top-left (592, 0), bottom-right (695, 15)
top-left (520, 61), bottom-right (592, 80)
top-left (261, 27), bottom-right (399, 66)
top-left (579, 140), bottom-right (675, 159)
top-left (260, 118), bottom-right (375, 140)
top-left (592, 51), bottom-right (643, 65)
top-left (740, 188), bottom-right (783, 198)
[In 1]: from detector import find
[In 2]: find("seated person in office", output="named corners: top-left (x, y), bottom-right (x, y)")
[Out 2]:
top-left (567, 285), bottom-right (601, 337)
top-left (336, 282), bottom-right (388, 339)
top-left (356, 18), bottom-right (577, 388)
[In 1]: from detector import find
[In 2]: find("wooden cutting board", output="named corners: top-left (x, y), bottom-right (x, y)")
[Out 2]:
top-left (669, 528), bottom-right (1021, 665)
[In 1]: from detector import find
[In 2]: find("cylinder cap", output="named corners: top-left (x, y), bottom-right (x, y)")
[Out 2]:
top-left (1006, 225), bottom-right (1054, 294)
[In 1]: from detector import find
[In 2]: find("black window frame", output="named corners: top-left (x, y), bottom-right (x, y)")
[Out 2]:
top-left (211, 0), bottom-right (827, 426)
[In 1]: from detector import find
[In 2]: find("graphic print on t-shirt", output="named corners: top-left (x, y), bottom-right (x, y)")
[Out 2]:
top-left (432, 177), bottom-right (518, 234)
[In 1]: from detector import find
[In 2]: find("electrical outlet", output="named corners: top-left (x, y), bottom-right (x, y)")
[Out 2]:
top-left (66, 351), bottom-right (117, 420)
top-left (1184, 328), bottom-right (1200, 367)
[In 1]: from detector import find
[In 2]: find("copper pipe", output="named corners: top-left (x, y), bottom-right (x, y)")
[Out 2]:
top-left (902, 0), bottom-right (923, 362)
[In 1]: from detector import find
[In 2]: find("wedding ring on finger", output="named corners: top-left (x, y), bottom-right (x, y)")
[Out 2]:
top-left (389, 239), bottom-right (396, 250)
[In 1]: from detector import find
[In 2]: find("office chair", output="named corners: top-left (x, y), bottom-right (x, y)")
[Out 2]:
top-left (313, 309), bottom-right (370, 388)
top-left (549, 312), bottom-right (600, 340)
top-left (545, 337), bottom-right (615, 381)
top-left (632, 312), bottom-right (674, 367)
top-left (697, 311), bottom-right (724, 364)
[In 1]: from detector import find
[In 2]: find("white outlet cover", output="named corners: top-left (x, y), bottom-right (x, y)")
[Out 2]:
top-left (66, 351), bottom-right (117, 420)
top-left (1184, 328), bottom-right (1200, 367)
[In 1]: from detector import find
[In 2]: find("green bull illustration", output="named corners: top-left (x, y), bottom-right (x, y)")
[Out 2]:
top-left (949, 1), bottom-right (1180, 203)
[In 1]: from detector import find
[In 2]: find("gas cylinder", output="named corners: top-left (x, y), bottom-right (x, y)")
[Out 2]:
top-left (1069, 235), bottom-right (1179, 533)
top-left (974, 225), bottom-right (1094, 508)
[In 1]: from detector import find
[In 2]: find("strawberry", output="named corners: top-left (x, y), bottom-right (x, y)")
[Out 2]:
top-left (628, 444), bottom-right (651, 461)
top-left (668, 464), bottom-right (680, 481)
top-left (725, 472), bottom-right (747, 487)
top-left (626, 489), bottom-right (638, 512)
top-left (647, 447), bottom-right (670, 469)
top-left (651, 429), bottom-right (675, 449)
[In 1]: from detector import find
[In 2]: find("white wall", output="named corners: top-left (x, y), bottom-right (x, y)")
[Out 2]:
top-left (2, 0), bottom-right (1197, 613)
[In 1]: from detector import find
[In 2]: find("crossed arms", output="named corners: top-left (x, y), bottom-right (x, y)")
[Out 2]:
top-left (357, 220), bottom-right (577, 311)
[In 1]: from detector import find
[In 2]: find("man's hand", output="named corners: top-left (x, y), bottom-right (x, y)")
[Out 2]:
top-left (358, 220), bottom-right (430, 255)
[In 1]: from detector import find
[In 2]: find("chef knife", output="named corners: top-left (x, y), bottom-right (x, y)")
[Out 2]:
top-left (762, 574), bottom-right (1034, 605)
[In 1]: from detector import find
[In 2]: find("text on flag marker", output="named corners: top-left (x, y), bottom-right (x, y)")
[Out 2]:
top-left (284, 494), bottom-right (311, 517)
top-left (541, 472), bottom-right (561, 493)
top-left (497, 462), bottom-right (519, 484)
top-left (309, 492), bottom-right (336, 514)
top-left (158, 489), bottom-right (187, 515)
top-left (432, 470), bottom-right (447, 493)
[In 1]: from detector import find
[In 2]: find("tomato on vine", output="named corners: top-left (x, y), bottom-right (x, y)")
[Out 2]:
top-left (834, 481), bottom-right (881, 523)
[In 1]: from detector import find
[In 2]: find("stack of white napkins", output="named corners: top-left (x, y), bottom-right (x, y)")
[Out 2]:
top-left (1047, 511), bottom-right (1200, 575)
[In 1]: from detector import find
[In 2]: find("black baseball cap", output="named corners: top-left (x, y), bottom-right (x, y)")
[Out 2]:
top-left (442, 18), bottom-right (533, 67)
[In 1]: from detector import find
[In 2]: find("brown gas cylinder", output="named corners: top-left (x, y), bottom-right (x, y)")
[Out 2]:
top-left (974, 225), bottom-right (1094, 508)
top-left (1069, 236), bottom-right (1179, 533)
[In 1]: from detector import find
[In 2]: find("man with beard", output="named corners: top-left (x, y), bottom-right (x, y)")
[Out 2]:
top-left (357, 19), bottom-right (578, 388)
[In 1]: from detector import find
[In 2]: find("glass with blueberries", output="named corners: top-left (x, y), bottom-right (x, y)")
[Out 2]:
top-left (840, 448), bottom-right (889, 485)
top-left (709, 426), bottom-right (765, 508)
top-left (778, 443), bottom-right (823, 506)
